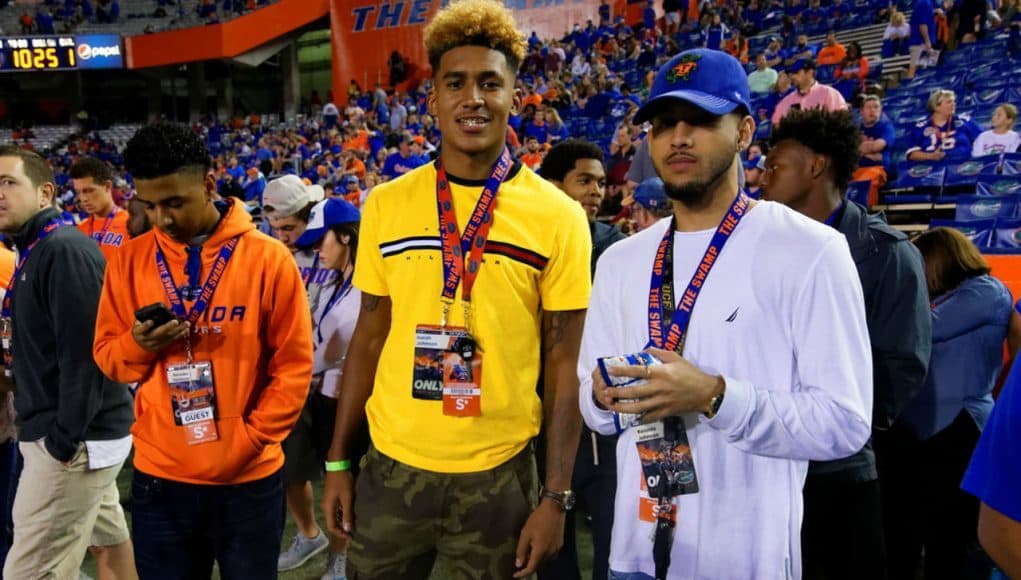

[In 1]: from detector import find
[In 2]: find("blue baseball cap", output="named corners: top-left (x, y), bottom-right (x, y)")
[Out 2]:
top-left (633, 49), bottom-right (752, 124)
top-left (341, 174), bottom-right (360, 187)
top-left (295, 198), bottom-right (360, 248)
top-left (789, 58), bottom-right (816, 72)
top-left (631, 177), bottom-right (670, 210)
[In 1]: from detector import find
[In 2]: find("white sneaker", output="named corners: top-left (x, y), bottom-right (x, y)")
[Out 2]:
top-left (321, 550), bottom-right (348, 580)
top-left (278, 530), bottom-right (329, 571)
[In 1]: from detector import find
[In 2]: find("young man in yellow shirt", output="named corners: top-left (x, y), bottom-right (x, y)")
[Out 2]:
top-left (320, 1), bottom-right (592, 578)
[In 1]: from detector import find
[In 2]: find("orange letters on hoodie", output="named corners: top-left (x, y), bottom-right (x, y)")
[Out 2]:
top-left (94, 199), bottom-right (313, 485)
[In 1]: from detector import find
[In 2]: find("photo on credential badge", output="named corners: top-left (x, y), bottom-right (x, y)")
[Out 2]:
top-left (636, 421), bottom-right (699, 499)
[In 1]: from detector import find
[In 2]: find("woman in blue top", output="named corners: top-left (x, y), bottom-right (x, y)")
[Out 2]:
top-left (895, 227), bottom-right (1011, 580)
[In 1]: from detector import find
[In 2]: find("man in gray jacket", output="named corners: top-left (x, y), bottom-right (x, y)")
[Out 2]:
top-left (0, 146), bottom-right (136, 579)
top-left (761, 109), bottom-right (932, 580)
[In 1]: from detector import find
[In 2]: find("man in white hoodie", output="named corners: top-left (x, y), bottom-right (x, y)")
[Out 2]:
top-left (579, 49), bottom-right (873, 579)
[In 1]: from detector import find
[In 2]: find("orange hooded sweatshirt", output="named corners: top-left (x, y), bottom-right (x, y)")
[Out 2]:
top-left (77, 207), bottom-right (130, 264)
top-left (93, 198), bottom-right (313, 485)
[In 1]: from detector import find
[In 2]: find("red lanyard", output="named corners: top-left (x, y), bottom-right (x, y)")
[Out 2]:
top-left (435, 149), bottom-right (512, 320)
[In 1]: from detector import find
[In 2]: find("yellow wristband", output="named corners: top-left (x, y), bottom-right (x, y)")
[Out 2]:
top-left (324, 460), bottom-right (351, 472)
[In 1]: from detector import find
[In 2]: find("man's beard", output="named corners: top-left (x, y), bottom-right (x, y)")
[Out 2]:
top-left (661, 152), bottom-right (735, 209)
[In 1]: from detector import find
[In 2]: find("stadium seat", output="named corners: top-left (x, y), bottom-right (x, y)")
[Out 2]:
top-left (889, 162), bottom-right (947, 196)
top-left (929, 218), bottom-right (995, 248)
top-left (1002, 153), bottom-right (1021, 176)
top-left (846, 180), bottom-right (871, 207)
top-left (991, 217), bottom-right (1021, 252)
top-left (976, 175), bottom-right (1021, 197)
top-left (944, 158), bottom-right (1001, 194)
top-left (955, 195), bottom-right (1020, 222)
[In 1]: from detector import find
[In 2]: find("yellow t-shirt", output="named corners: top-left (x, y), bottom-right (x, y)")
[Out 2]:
top-left (355, 160), bottom-right (592, 473)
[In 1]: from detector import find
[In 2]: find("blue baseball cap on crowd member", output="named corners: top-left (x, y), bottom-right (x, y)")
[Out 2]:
top-left (633, 49), bottom-right (752, 124)
top-left (788, 58), bottom-right (816, 73)
top-left (341, 174), bottom-right (359, 187)
top-left (631, 177), bottom-right (670, 211)
top-left (295, 198), bottom-right (360, 248)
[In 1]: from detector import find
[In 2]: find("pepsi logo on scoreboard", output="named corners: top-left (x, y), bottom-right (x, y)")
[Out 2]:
top-left (0, 34), bottom-right (122, 71)
top-left (75, 35), bottom-right (123, 69)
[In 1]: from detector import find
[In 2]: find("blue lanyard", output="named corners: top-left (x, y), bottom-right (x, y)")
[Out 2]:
top-left (305, 252), bottom-right (320, 290)
top-left (90, 207), bottom-right (119, 243)
top-left (316, 272), bottom-right (353, 344)
top-left (648, 192), bottom-right (750, 353)
top-left (2, 220), bottom-right (63, 319)
top-left (155, 236), bottom-right (240, 325)
top-left (823, 201), bottom-right (846, 228)
top-left (435, 148), bottom-right (512, 306)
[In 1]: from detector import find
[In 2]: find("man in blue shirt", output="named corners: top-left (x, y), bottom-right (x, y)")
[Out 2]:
top-left (764, 37), bottom-right (785, 70)
top-left (962, 361), bottom-right (1021, 579)
top-left (381, 135), bottom-right (427, 181)
top-left (907, 0), bottom-right (936, 78)
top-left (784, 34), bottom-right (818, 69)
top-left (855, 94), bottom-right (896, 206)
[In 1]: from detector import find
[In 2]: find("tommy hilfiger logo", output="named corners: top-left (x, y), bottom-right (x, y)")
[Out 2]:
top-left (667, 54), bottom-right (702, 83)
top-left (725, 308), bottom-right (739, 322)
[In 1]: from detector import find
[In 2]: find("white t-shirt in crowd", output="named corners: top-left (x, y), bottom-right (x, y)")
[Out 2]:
top-left (579, 201), bottom-right (873, 580)
top-left (311, 279), bottom-right (360, 398)
top-left (972, 129), bottom-right (1021, 158)
top-left (884, 23), bottom-right (910, 39)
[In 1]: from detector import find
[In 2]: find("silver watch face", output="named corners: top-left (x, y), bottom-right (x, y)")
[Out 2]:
top-left (562, 490), bottom-right (576, 510)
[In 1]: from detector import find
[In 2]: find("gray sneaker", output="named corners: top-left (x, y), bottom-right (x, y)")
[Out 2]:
top-left (278, 531), bottom-right (329, 571)
top-left (321, 550), bottom-right (348, 580)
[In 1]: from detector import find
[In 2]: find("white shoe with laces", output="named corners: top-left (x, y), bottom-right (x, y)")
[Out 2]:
top-left (321, 550), bottom-right (348, 580)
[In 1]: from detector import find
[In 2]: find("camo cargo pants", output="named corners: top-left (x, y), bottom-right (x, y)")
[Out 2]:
top-left (348, 445), bottom-right (538, 580)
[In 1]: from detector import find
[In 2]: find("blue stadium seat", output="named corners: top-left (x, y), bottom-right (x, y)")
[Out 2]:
top-left (991, 217), bottom-right (1021, 251)
top-left (943, 50), bottom-right (972, 69)
top-left (1002, 153), bottom-right (1021, 176)
top-left (930, 218), bottom-right (995, 247)
top-left (970, 88), bottom-right (1007, 106)
top-left (944, 158), bottom-right (1001, 188)
top-left (846, 180), bottom-right (871, 207)
top-left (955, 196), bottom-right (1020, 221)
top-left (890, 162), bottom-right (947, 195)
top-left (976, 175), bottom-right (1021, 196)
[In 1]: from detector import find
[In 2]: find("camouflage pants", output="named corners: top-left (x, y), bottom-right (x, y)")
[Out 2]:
top-left (348, 445), bottom-right (538, 580)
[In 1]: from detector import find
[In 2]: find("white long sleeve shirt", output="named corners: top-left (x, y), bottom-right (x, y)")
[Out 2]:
top-left (579, 201), bottom-right (873, 580)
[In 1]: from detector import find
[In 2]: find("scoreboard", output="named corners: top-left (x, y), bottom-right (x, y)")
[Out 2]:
top-left (0, 34), bottom-right (123, 72)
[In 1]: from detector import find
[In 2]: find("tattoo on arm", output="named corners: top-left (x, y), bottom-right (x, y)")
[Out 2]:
top-left (543, 311), bottom-right (568, 354)
top-left (363, 294), bottom-right (382, 312)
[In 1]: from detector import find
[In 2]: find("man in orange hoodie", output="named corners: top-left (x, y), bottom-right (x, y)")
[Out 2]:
top-left (93, 122), bottom-right (314, 579)
top-left (70, 157), bottom-right (129, 263)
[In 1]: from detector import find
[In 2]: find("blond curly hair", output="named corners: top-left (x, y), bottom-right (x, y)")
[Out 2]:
top-left (423, 0), bottom-right (527, 74)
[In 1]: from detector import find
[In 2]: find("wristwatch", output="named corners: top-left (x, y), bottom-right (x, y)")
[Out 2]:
top-left (539, 487), bottom-right (576, 511)
top-left (704, 378), bottom-right (726, 419)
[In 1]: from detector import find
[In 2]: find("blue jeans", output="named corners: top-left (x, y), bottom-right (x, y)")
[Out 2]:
top-left (609, 571), bottom-right (655, 580)
top-left (132, 468), bottom-right (284, 580)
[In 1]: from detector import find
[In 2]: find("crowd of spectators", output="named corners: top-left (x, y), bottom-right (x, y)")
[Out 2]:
top-left (7, 0), bottom-right (274, 34)
top-left (4, 0), bottom-right (1020, 225)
